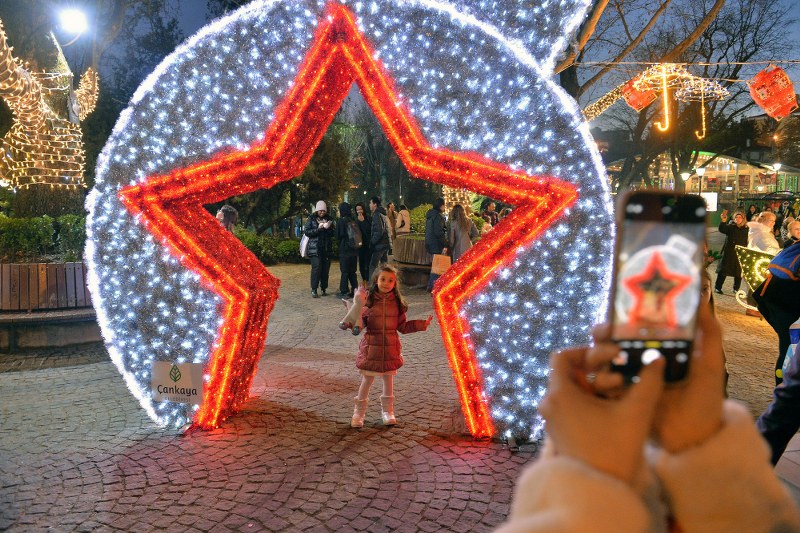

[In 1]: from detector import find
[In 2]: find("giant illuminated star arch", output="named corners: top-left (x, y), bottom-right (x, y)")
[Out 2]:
top-left (87, 0), bottom-right (613, 439)
top-left (119, 4), bottom-right (577, 433)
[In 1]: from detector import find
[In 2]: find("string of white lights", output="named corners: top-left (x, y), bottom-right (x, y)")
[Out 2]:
top-left (87, 0), bottom-right (613, 439)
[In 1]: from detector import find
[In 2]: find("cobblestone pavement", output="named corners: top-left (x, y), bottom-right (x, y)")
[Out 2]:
top-left (1, 247), bottom-right (797, 531)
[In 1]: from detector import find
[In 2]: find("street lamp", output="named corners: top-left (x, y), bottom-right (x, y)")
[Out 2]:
top-left (696, 166), bottom-right (705, 194)
top-left (58, 9), bottom-right (88, 47)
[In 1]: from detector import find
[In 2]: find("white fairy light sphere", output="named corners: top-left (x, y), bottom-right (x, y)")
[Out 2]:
top-left (86, 0), bottom-right (612, 439)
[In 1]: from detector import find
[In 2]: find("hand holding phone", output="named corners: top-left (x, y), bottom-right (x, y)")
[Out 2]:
top-left (609, 191), bottom-right (707, 383)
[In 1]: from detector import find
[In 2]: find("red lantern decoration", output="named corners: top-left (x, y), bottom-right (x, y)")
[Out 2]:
top-left (748, 65), bottom-right (798, 121)
top-left (622, 76), bottom-right (657, 112)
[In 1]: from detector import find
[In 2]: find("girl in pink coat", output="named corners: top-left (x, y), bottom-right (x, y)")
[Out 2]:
top-left (350, 265), bottom-right (432, 427)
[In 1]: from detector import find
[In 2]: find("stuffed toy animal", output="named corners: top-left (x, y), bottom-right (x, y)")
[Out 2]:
top-left (339, 286), bottom-right (366, 335)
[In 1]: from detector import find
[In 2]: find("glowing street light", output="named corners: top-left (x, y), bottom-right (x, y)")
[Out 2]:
top-left (58, 9), bottom-right (88, 46)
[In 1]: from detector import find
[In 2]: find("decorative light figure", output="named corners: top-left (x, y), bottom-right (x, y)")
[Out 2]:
top-left (675, 76), bottom-right (729, 140)
top-left (634, 64), bottom-right (692, 133)
top-left (86, 0), bottom-right (613, 440)
top-left (0, 19), bottom-right (99, 190)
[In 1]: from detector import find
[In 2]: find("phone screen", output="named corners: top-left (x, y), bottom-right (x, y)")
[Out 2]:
top-left (611, 193), bottom-right (707, 382)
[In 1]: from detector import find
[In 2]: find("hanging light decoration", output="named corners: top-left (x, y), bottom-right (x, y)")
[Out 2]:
top-left (621, 75), bottom-right (658, 113)
top-left (675, 76), bottom-right (729, 140)
top-left (748, 65), bottom-right (798, 121)
top-left (634, 63), bottom-right (692, 132)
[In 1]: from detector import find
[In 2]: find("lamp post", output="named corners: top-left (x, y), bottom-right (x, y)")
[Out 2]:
top-left (696, 166), bottom-right (705, 194)
top-left (680, 170), bottom-right (691, 190)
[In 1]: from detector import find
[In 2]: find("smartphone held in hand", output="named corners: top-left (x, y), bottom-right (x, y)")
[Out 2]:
top-left (609, 191), bottom-right (707, 383)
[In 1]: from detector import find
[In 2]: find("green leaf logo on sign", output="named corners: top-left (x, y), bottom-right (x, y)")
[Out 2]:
top-left (170, 364), bottom-right (182, 383)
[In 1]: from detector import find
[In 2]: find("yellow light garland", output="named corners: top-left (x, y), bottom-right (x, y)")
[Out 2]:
top-left (0, 19), bottom-right (99, 191)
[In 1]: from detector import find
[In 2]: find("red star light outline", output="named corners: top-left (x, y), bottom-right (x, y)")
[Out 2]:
top-left (622, 251), bottom-right (693, 328)
top-left (118, 2), bottom-right (578, 436)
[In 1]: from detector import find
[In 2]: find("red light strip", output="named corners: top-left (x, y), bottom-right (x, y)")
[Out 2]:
top-left (118, 2), bottom-right (578, 434)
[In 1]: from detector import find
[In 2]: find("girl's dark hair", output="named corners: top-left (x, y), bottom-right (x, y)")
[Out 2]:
top-left (366, 264), bottom-right (408, 313)
top-left (399, 204), bottom-right (407, 211)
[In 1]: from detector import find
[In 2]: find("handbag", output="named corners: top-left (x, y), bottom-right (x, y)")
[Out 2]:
top-left (299, 234), bottom-right (309, 258)
top-left (431, 253), bottom-right (451, 275)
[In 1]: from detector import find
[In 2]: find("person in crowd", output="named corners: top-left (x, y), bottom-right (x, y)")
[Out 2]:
top-left (780, 217), bottom-right (798, 247)
top-left (354, 202), bottom-right (372, 285)
top-left (714, 210), bottom-right (748, 295)
top-left (447, 203), bottom-right (479, 263)
top-left (481, 201), bottom-right (499, 227)
top-left (368, 196), bottom-right (391, 281)
top-left (495, 305), bottom-right (800, 532)
top-left (395, 204), bottom-right (411, 237)
top-left (304, 200), bottom-right (335, 298)
top-left (748, 211), bottom-right (781, 255)
top-left (498, 207), bottom-right (512, 220)
top-left (756, 242), bottom-right (800, 452)
top-left (424, 197), bottom-right (449, 292)
top-left (753, 239), bottom-right (800, 386)
top-left (746, 203), bottom-right (759, 221)
top-left (216, 204), bottom-right (238, 231)
top-left (386, 201), bottom-right (398, 243)
top-left (349, 265), bottom-right (433, 427)
top-left (784, 219), bottom-right (800, 248)
top-left (336, 202), bottom-right (359, 299)
top-left (480, 221), bottom-right (493, 235)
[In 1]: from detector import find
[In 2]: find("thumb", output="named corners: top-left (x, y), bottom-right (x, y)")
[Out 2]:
top-left (626, 356), bottom-right (665, 411)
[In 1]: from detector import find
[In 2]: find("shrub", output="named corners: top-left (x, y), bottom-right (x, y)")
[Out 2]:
top-left (233, 227), bottom-right (261, 259)
top-left (470, 214), bottom-right (486, 231)
top-left (275, 239), bottom-right (303, 263)
top-left (0, 215), bottom-right (54, 262)
top-left (56, 215), bottom-right (86, 262)
top-left (409, 204), bottom-right (431, 233)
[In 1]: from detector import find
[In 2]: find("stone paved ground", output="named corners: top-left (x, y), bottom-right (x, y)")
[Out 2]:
top-left (1, 243), bottom-right (798, 531)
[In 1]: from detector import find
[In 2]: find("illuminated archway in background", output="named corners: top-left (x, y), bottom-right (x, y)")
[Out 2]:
top-left (87, 0), bottom-right (613, 440)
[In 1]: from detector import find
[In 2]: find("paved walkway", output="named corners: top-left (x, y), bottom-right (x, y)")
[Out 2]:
top-left (1, 254), bottom-right (798, 531)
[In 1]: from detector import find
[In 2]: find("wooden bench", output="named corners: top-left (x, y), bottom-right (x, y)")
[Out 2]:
top-left (0, 262), bottom-right (99, 352)
top-left (0, 262), bottom-right (92, 311)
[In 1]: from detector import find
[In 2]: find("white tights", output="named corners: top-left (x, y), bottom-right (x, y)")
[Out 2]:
top-left (356, 374), bottom-right (394, 400)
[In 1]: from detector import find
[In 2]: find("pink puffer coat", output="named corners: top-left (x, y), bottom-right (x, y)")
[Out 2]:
top-left (357, 292), bottom-right (427, 372)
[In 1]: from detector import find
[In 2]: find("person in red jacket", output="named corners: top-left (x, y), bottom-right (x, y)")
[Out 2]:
top-left (350, 265), bottom-right (432, 427)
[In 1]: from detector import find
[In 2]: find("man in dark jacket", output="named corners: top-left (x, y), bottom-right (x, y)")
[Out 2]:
top-left (425, 197), bottom-right (449, 292)
top-left (304, 200), bottom-right (335, 298)
top-left (715, 210), bottom-right (748, 294)
top-left (368, 196), bottom-right (391, 281)
top-left (336, 202), bottom-right (359, 298)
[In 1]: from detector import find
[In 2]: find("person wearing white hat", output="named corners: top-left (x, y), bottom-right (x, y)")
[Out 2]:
top-left (304, 200), bottom-right (335, 297)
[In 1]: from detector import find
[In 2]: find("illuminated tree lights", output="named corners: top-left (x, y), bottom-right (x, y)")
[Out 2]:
top-left (87, 0), bottom-right (612, 440)
top-left (0, 20), bottom-right (99, 190)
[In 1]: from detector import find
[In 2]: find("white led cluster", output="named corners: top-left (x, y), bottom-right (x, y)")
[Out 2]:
top-left (86, 0), bottom-right (612, 438)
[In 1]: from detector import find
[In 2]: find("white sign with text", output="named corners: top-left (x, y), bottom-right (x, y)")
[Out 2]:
top-left (151, 361), bottom-right (204, 405)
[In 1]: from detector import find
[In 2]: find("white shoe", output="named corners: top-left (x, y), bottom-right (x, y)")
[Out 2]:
top-left (380, 396), bottom-right (397, 425)
top-left (351, 398), bottom-right (368, 428)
